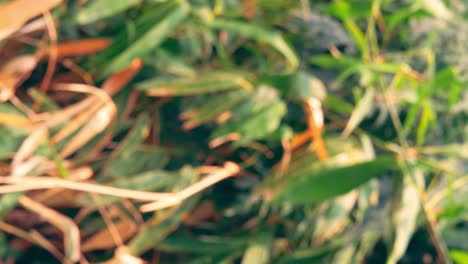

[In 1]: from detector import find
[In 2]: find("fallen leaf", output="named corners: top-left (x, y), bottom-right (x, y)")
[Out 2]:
top-left (0, 55), bottom-right (38, 102)
top-left (0, 0), bottom-right (63, 41)
top-left (102, 58), bottom-right (143, 96)
top-left (60, 102), bottom-right (116, 157)
top-left (183, 200), bottom-right (217, 226)
top-left (41, 38), bottom-right (112, 58)
top-left (12, 125), bottom-right (48, 170)
top-left (82, 217), bottom-right (137, 252)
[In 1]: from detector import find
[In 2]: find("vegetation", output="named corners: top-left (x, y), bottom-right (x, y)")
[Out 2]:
top-left (0, 0), bottom-right (466, 263)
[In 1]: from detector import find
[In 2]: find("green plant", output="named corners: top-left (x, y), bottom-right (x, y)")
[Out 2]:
top-left (0, 0), bottom-right (466, 263)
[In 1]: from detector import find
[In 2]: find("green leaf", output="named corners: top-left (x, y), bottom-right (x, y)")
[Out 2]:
top-left (181, 89), bottom-right (251, 129)
top-left (321, 1), bottom-right (371, 54)
top-left (387, 171), bottom-right (422, 264)
top-left (159, 236), bottom-right (246, 254)
top-left (101, 114), bottom-right (151, 179)
top-left (324, 95), bottom-right (354, 114)
top-left (313, 191), bottom-right (358, 244)
top-left (261, 71), bottom-right (327, 101)
top-left (86, 2), bottom-right (174, 70)
top-left (210, 87), bottom-right (286, 147)
top-left (111, 169), bottom-right (183, 191)
top-left (76, 0), bottom-right (142, 25)
top-left (310, 55), bottom-right (359, 70)
top-left (101, 0), bottom-right (190, 77)
top-left (322, 0), bottom-right (373, 20)
top-left (128, 197), bottom-right (200, 255)
top-left (126, 166), bottom-right (199, 254)
top-left (342, 18), bottom-right (367, 55)
top-left (433, 67), bottom-right (462, 106)
top-left (0, 126), bottom-right (25, 159)
top-left (209, 19), bottom-right (298, 72)
top-left (416, 101), bottom-right (435, 146)
top-left (332, 244), bottom-right (356, 264)
top-left (273, 157), bottom-right (396, 204)
top-left (242, 231), bottom-right (273, 264)
top-left (152, 49), bottom-right (196, 77)
top-left (138, 72), bottom-right (253, 96)
top-left (342, 87), bottom-right (375, 137)
top-left (78, 167), bottom-right (185, 208)
top-left (450, 250), bottom-right (468, 264)
top-left (0, 193), bottom-right (22, 219)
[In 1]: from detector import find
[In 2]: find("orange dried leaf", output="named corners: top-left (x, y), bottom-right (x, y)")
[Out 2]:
top-left (42, 38), bottom-right (112, 58)
top-left (102, 58), bottom-right (143, 96)
top-left (0, 0), bottom-right (62, 40)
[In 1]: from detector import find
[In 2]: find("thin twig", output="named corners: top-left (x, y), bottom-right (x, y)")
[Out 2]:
top-left (384, 86), bottom-right (450, 263)
top-left (0, 177), bottom-right (173, 200)
top-left (140, 162), bottom-right (240, 212)
top-left (19, 196), bottom-right (80, 262)
top-left (91, 194), bottom-right (124, 248)
top-left (35, 11), bottom-right (58, 110)
top-left (0, 221), bottom-right (63, 261)
top-left (304, 98), bottom-right (328, 161)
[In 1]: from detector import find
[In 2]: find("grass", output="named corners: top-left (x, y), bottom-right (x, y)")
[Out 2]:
top-left (0, 0), bottom-right (466, 263)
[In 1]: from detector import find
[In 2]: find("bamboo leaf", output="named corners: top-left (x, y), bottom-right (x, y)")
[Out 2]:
top-left (450, 250), bottom-right (468, 264)
top-left (101, 114), bottom-right (152, 179)
top-left (158, 236), bottom-right (246, 254)
top-left (387, 172), bottom-right (422, 264)
top-left (313, 191), bottom-right (358, 244)
top-left (101, 0), bottom-right (190, 77)
top-left (128, 197), bottom-right (200, 255)
top-left (342, 87), bottom-right (375, 137)
top-left (210, 19), bottom-right (299, 72)
top-left (273, 157), bottom-right (396, 204)
top-left (138, 72), bottom-right (253, 96)
top-left (210, 87), bottom-right (286, 147)
top-left (76, 0), bottom-right (142, 25)
top-left (181, 89), bottom-right (251, 130)
top-left (0, 193), bottom-right (22, 219)
top-left (242, 231), bottom-right (273, 264)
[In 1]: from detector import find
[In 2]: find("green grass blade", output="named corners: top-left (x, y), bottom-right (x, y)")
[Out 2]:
top-left (387, 173), bottom-right (422, 264)
top-left (138, 72), bottom-right (253, 96)
top-left (76, 0), bottom-right (142, 25)
top-left (210, 18), bottom-right (299, 72)
top-left (342, 87), bottom-right (375, 137)
top-left (273, 157), bottom-right (396, 204)
top-left (101, 0), bottom-right (190, 77)
top-left (242, 231), bottom-right (273, 264)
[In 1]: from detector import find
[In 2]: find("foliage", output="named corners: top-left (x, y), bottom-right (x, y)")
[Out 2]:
top-left (0, 0), bottom-right (466, 263)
